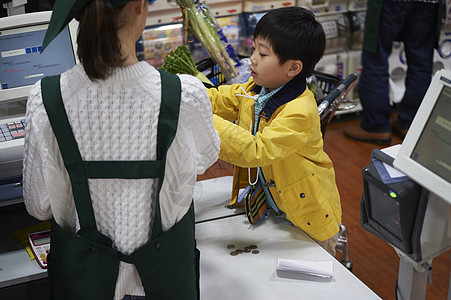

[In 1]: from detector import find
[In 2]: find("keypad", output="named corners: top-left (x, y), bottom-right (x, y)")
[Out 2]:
top-left (0, 119), bottom-right (25, 143)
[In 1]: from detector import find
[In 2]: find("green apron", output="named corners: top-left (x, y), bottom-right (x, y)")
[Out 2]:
top-left (41, 70), bottom-right (199, 300)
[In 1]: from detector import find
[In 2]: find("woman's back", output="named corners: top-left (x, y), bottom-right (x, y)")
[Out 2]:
top-left (23, 1), bottom-right (220, 298)
top-left (25, 61), bottom-right (220, 250)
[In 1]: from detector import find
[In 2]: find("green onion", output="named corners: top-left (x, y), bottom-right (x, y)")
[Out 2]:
top-left (175, 0), bottom-right (239, 82)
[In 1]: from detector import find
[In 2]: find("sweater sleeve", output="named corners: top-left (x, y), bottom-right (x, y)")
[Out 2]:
top-left (178, 74), bottom-right (220, 174)
top-left (23, 81), bottom-right (75, 224)
top-left (23, 81), bottom-right (54, 220)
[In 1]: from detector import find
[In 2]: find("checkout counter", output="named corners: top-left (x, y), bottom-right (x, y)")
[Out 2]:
top-left (1, 176), bottom-right (381, 299)
top-left (0, 8), bottom-right (381, 300)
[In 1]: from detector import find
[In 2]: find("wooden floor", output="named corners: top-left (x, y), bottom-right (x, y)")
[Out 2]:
top-left (198, 113), bottom-right (451, 300)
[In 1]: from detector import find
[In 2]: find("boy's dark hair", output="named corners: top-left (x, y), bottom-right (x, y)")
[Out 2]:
top-left (254, 7), bottom-right (326, 79)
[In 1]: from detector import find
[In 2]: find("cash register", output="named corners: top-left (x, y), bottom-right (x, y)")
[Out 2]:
top-left (361, 69), bottom-right (451, 299)
top-left (0, 10), bottom-right (78, 299)
top-left (0, 10), bottom-right (78, 205)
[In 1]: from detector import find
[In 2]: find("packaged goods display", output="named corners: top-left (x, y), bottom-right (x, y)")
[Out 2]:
top-left (139, 23), bottom-right (184, 68)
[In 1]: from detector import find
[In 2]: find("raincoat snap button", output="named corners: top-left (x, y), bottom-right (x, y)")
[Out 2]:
top-left (155, 242), bottom-right (162, 249)
top-left (300, 193), bottom-right (305, 198)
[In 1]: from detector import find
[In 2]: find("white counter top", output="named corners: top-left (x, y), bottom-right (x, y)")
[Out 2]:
top-left (197, 214), bottom-right (380, 299)
top-left (194, 176), bottom-right (380, 299)
top-left (1, 176), bottom-right (381, 299)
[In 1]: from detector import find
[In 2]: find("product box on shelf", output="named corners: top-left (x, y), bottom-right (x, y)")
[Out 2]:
top-left (296, 0), bottom-right (347, 16)
top-left (206, 1), bottom-right (242, 16)
top-left (139, 23), bottom-right (184, 68)
top-left (147, 0), bottom-right (182, 26)
top-left (147, 0), bottom-right (242, 25)
top-left (317, 12), bottom-right (350, 54)
top-left (347, 0), bottom-right (367, 12)
top-left (147, 1), bottom-right (182, 26)
top-left (216, 14), bottom-right (243, 51)
top-left (315, 51), bottom-right (361, 114)
top-left (239, 11), bottom-right (267, 56)
top-left (148, 0), bottom-right (179, 11)
top-left (243, 0), bottom-right (295, 12)
top-left (204, 0), bottom-right (243, 4)
top-left (315, 51), bottom-right (348, 78)
top-left (348, 10), bottom-right (365, 50)
top-left (347, 49), bottom-right (362, 100)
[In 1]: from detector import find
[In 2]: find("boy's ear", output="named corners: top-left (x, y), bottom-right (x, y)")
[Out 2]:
top-left (287, 60), bottom-right (303, 77)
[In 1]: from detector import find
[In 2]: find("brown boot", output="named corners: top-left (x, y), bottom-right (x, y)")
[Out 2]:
top-left (344, 125), bottom-right (391, 145)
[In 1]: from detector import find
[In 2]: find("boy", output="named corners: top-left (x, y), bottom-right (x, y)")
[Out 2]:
top-left (207, 7), bottom-right (342, 255)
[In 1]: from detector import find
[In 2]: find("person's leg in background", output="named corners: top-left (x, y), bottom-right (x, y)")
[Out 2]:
top-left (395, 1), bottom-right (438, 137)
top-left (345, 0), bottom-right (408, 144)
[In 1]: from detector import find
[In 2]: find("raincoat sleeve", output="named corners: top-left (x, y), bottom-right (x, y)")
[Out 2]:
top-left (207, 80), bottom-right (254, 122)
top-left (212, 91), bottom-right (322, 169)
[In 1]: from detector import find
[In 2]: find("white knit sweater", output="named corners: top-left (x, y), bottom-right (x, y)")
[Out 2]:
top-left (23, 62), bottom-right (220, 299)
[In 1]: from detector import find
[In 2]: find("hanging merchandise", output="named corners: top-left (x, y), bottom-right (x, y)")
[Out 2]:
top-left (175, 0), bottom-right (240, 82)
top-left (187, 2), bottom-right (243, 63)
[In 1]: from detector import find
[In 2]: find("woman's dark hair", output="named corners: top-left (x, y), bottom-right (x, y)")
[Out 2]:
top-left (76, 0), bottom-right (127, 81)
top-left (254, 7), bottom-right (326, 79)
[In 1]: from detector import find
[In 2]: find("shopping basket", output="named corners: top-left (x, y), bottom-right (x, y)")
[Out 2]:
top-left (196, 58), bottom-right (225, 88)
top-left (312, 70), bottom-right (358, 136)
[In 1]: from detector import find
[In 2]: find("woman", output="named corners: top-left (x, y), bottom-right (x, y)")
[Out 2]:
top-left (23, 0), bottom-right (220, 299)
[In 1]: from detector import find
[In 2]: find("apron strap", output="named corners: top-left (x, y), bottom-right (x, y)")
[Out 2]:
top-left (151, 69), bottom-right (182, 237)
top-left (42, 75), bottom-right (98, 231)
top-left (41, 69), bottom-right (182, 237)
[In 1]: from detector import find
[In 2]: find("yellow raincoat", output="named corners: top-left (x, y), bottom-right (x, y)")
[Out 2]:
top-left (208, 76), bottom-right (341, 241)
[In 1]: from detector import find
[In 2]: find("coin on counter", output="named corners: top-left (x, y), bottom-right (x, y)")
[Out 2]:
top-left (248, 245), bottom-right (258, 249)
top-left (251, 250), bottom-right (260, 254)
top-left (244, 248), bottom-right (251, 253)
top-left (227, 244), bottom-right (235, 249)
top-left (235, 249), bottom-right (244, 253)
top-left (230, 251), bottom-right (238, 256)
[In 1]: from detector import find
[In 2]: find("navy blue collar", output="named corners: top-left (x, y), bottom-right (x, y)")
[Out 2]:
top-left (251, 76), bottom-right (307, 119)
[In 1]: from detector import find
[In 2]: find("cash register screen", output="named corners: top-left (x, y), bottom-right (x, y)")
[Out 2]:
top-left (410, 85), bottom-right (451, 183)
top-left (0, 11), bottom-right (77, 103)
top-left (394, 69), bottom-right (451, 204)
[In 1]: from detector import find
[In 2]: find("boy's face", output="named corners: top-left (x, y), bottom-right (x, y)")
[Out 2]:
top-left (250, 38), bottom-right (301, 90)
